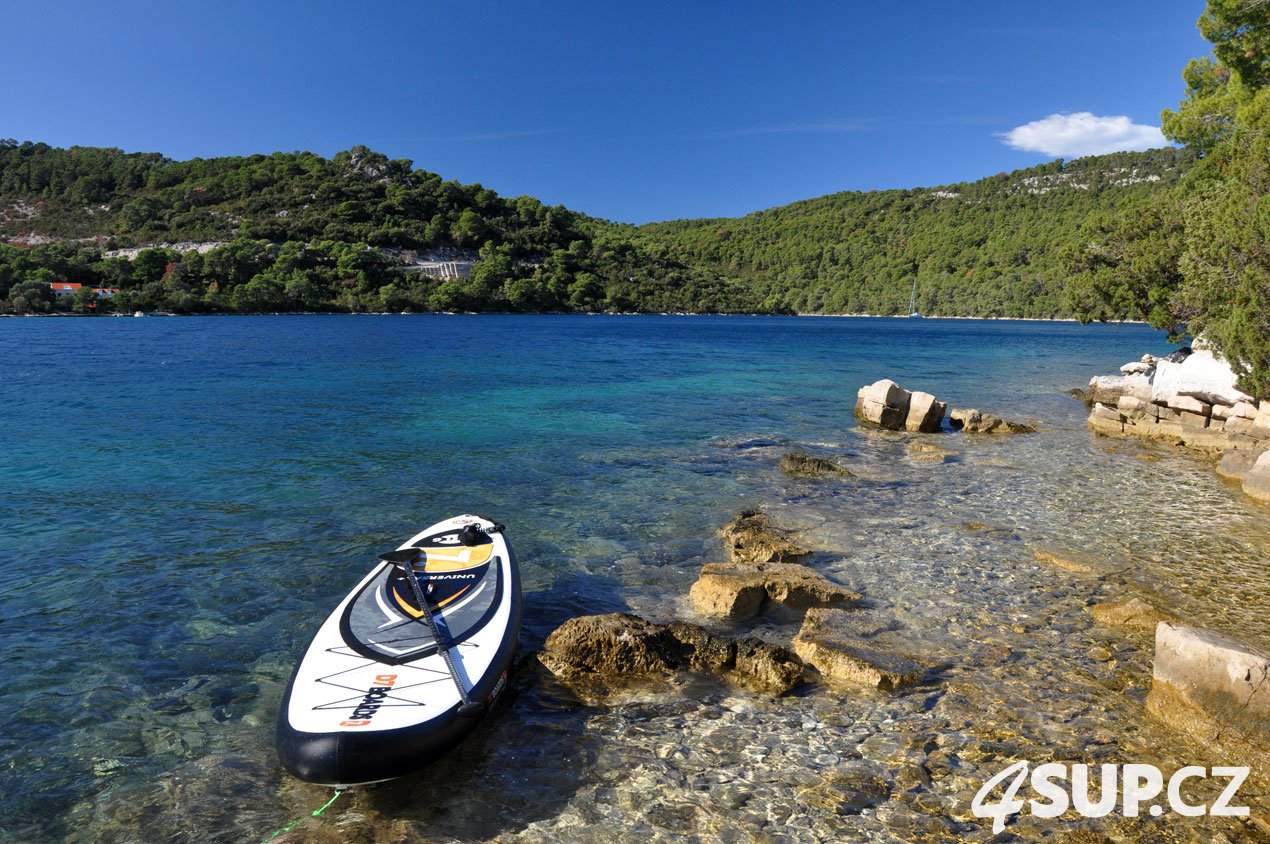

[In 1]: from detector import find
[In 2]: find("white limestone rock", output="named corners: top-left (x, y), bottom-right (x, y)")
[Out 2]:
top-left (1230, 400), bottom-right (1259, 420)
top-left (1242, 451), bottom-right (1270, 504)
top-left (1168, 395), bottom-right (1211, 416)
top-left (1146, 622), bottom-right (1270, 786)
top-left (854, 379), bottom-right (910, 430)
top-left (1117, 395), bottom-right (1146, 414)
top-left (905, 391), bottom-right (946, 433)
top-left (1256, 405), bottom-right (1270, 432)
top-left (1152, 349), bottom-right (1253, 407)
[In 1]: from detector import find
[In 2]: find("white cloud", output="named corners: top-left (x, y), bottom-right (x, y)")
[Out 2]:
top-left (998, 112), bottom-right (1167, 157)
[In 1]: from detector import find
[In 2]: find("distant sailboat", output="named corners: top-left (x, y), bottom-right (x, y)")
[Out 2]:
top-left (907, 279), bottom-right (922, 318)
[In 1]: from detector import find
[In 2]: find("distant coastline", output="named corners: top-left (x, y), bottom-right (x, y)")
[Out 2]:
top-left (0, 310), bottom-right (1148, 325)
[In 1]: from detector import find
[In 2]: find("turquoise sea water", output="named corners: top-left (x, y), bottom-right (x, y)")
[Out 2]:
top-left (2, 315), bottom-right (1267, 842)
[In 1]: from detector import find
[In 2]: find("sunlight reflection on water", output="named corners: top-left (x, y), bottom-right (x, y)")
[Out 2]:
top-left (1, 315), bottom-right (1265, 842)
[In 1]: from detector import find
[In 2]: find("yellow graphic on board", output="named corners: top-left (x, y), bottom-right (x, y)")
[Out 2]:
top-left (389, 544), bottom-right (493, 617)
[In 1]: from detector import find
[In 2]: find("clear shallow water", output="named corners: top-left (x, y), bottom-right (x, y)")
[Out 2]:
top-left (1, 315), bottom-right (1267, 842)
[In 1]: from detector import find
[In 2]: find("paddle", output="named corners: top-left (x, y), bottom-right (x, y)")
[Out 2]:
top-left (378, 547), bottom-right (487, 718)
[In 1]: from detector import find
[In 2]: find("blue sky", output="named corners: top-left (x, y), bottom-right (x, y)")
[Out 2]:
top-left (1, 0), bottom-right (1211, 223)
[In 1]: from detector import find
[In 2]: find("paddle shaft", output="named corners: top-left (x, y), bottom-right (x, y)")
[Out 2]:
top-left (402, 553), bottom-right (482, 713)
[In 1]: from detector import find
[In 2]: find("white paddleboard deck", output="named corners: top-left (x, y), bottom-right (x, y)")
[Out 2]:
top-left (276, 514), bottom-right (521, 785)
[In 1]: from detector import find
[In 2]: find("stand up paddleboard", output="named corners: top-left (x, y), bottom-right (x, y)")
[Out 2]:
top-left (277, 514), bottom-right (521, 786)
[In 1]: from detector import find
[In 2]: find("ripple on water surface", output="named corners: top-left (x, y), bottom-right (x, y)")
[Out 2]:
top-left (0, 315), bottom-right (1266, 842)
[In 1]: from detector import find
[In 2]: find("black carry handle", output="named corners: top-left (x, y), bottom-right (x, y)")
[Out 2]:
top-left (378, 548), bottom-right (423, 567)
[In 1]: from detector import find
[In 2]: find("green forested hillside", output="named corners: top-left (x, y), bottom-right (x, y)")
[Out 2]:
top-left (0, 141), bottom-right (759, 314)
top-left (627, 148), bottom-right (1193, 317)
top-left (0, 139), bottom-right (1188, 316)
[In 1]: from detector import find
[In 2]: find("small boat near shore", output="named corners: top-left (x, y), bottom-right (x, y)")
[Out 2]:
top-left (276, 514), bottom-right (522, 786)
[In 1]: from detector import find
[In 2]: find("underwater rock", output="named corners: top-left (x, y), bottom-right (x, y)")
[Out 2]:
top-left (1032, 548), bottom-right (1111, 577)
top-left (906, 441), bottom-right (953, 463)
top-left (797, 768), bottom-right (892, 815)
top-left (689, 561), bottom-right (861, 621)
top-left (1146, 622), bottom-right (1270, 788)
top-left (711, 434), bottom-right (789, 450)
top-left (949, 408), bottom-right (1037, 434)
top-left (792, 608), bottom-right (924, 691)
top-left (1088, 597), bottom-right (1178, 632)
top-left (778, 451), bottom-right (852, 479)
top-left (538, 613), bottom-right (804, 699)
top-left (719, 510), bottom-right (811, 565)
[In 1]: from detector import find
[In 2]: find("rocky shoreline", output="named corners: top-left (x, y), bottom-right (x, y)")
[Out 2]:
top-left (1082, 348), bottom-right (1270, 505)
top-left (529, 374), bottom-right (1270, 835)
top-left (71, 363), bottom-right (1270, 843)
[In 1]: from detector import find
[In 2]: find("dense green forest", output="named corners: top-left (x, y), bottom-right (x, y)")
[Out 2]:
top-left (628, 148), bottom-right (1192, 317)
top-left (0, 143), bottom-right (760, 315)
top-left (1062, 0), bottom-right (1270, 395)
top-left (0, 141), bottom-right (1188, 318)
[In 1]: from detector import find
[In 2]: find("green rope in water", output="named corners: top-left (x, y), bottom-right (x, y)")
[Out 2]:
top-left (261, 789), bottom-right (344, 843)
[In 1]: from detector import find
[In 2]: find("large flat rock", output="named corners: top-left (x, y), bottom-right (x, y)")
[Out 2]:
top-left (719, 510), bottom-right (812, 564)
top-left (792, 608), bottom-right (924, 691)
top-left (1146, 622), bottom-right (1270, 788)
top-left (539, 612), bottom-right (805, 699)
top-left (690, 561), bottom-right (860, 621)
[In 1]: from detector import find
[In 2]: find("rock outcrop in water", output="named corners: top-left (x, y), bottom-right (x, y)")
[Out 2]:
top-left (689, 561), bottom-right (861, 621)
top-left (948, 408), bottom-right (1037, 434)
top-left (538, 613), bottom-right (805, 699)
top-left (792, 608), bottom-right (925, 691)
top-left (1146, 622), bottom-right (1270, 788)
top-left (854, 379), bottom-right (947, 432)
top-left (778, 451), bottom-right (852, 479)
top-left (720, 510), bottom-right (811, 564)
top-left (1084, 349), bottom-right (1268, 451)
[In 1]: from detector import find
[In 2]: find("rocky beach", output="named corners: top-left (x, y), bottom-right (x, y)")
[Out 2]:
top-left (519, 375), bottom-right (1270, 842)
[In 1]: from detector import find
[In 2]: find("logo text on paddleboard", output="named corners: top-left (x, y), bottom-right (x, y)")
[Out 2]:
top-left (339, 674), bottom-right (399, 727)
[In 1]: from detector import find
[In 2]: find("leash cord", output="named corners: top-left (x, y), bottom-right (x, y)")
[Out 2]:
top-left (260, 788), bottom-right (344, 843)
